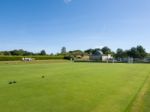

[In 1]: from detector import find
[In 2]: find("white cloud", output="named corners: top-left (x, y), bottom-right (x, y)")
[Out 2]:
top-left (64, 0), bottom-right (72, 4)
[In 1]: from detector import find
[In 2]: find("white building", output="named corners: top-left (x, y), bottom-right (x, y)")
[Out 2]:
top-left (89, 50), bottom-right (113, 61)
top-left (102, 54), bottom-right (113, 61)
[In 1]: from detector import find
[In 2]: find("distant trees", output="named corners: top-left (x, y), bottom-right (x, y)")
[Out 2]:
top-left (114, 45), bottom-right (147, 59)
top-left (115, 48), bottom-right (124, 58)
top-left (3, 51), bottom-right (11, 55)
top-left (136, 45), bottom-right (147, 58)
top-left (101, 46), bottom-right (111, 55)
top-left (10, 49), bottom-right (26, 56)
top-left (85, 48), bottom-right (108, 54)
top-left (0, 45), bottom-right (148, 58)
top-left (126, 45), bottom-right (147, 58)
top-left (84, 45), bottom-right (147, 59)
top-left (0, 49), bottom-right (47, 56)
top-left (61, 47), bottom-right (66, 54)
top-left (0, 49), bottom-right (33, 56)
top-left (84, 49), bottom-right (98, 54)
top-left (69, 50), bottom-right (84, 56)
top-left (84, 47), bottom-right (112, 55)
top-left (40, 50), bottom-right (46, 55)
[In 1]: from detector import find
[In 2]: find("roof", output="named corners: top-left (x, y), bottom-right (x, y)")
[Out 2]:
top-left (93, 50), bottom-right (103, 56)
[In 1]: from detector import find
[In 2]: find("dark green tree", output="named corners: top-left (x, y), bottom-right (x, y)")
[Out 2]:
top-left (136, 45), bottom-right (147, 58)
top-left (3, 51), bottom-right (11, 55)
top-left (61, 47), bottom-right (66, 54)
top-left (40, 50), bottom-right (46, 55)
top-left (125, 45), bottom-right (147, 58)
top-left (115, 48), bottom-right (124, 58)
top-left (101, 46), bottom-right (111, 55)
top-left (10, 49), bottom-right (25, 56)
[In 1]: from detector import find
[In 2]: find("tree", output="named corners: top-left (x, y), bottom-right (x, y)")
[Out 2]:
top-left (115, 48), bottom-right (124, 58)
top-left (136, 45), bottom-right (147, 58)
top-left (40, 50), bottom-right (46, 55)
top-left (10, 49), bottom-right (25, 56)
top-left (84, 49), bottom-right (94, 54)
top-left (0, 52), bottom-right (2, 55)
top-left (23, 51), bottom-right (33, 56)
top-left (126, 47), bottom-right (137, 58)
top-left (3, 51), bottom-right (11, 55)
top-left (101, 46), bottom-right (111, 55)
top-left (126, 45), bottom-right (147, 58)
top-left (69, 50), bottom-right (83, 56)
top-left (61, 47), bottom-right (66, 54)
top-left (84, 48), bottom-right (101, 55)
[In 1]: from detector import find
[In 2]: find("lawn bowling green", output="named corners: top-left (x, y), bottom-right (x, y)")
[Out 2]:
top-left (0, 61), bottom-right (150, 112)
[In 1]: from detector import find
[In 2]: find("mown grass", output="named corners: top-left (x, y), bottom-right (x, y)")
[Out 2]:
top-left (0, 60), bottom-right (69, 65)
top-left (0, 62), bottom-right (150, 112)
top-left (142, 77), bottom-right (150, 112)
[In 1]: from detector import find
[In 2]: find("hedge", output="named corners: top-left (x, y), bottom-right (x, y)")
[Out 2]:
top-left (0, 56), bottom-right (64, 61)
top-left (31, 56), bottom-right (64, 60)
top-left (0, 56), bottom-right (23, 61)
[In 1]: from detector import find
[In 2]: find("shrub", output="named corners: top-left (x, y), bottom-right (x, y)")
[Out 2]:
top-left (32, 56), bottom-right (64, 60)
top-left (0, 56), bottom-right (23, 61)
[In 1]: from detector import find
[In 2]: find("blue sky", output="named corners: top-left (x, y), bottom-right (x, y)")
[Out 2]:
top-left (0, 0), bottom-right (150, 53)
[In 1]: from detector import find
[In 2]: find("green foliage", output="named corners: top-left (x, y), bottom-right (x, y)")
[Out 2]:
top-left (84, 48), bottom-right (101, 54)
top-left (69, 50), bottom-right (84, 57)
top-left (115, 48), bottom-right (125, 58)
top-left (114, 45), bottom-right (147, 59)
top-left (61, 46), bottom-right (67, 54)
top-left (127, 45), bottom-right (147, 58)
top-left (0, 56), bottom-right (23, 61)
top-left (101, 46), bottom-right (111, 54)
top-left (64, 55), bottom-right (72, 60)
top-left (10, 49), bottom-right (25, 56)
top-left (0, 45), bottom-right (148, 59)
top-left (40, 50), bottom-right (47, 55)
top-left (0, 49), bottom-right (33, 56)
top-left (31, 56), bottom-right (64, 60)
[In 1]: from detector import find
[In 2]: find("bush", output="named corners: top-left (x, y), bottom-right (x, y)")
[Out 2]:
top-left (0, 56), bottom-right (23, 61)
top-left (31, 56), bottom-right (64, 60)
top-left (64, 56), bottom-right (72, 60)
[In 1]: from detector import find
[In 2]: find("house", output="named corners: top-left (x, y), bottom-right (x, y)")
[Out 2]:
top-left (89, 50), bottom-right (113, 61)
top-left (102, 54), bottom-right (113, 61)
top-left (89, 50), bottom-right (103, 61)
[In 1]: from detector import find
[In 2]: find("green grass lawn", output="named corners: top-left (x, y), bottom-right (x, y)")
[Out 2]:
top-left (0, 61), bottom-right (150, 112)
top-left (142, 78), bottom-right (150, 112)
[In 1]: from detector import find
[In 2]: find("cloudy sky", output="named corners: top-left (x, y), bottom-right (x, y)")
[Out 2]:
top-left (0, 0), bottom-right (150, 53)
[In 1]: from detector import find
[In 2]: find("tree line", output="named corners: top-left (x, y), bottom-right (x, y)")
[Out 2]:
top-left (62, 45), bottom-right (148, 59)
top-left (0, 45), bottom-right (149, 59)
top-left (0, 49), bottom-right (47, 56)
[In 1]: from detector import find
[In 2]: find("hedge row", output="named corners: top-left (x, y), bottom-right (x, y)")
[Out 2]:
top-left (31, 56), bottom-right (64, 60)
top-left (0, 56), bottom-right (64, 61)
top-left (0, 56), bottom-right (23, 61)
